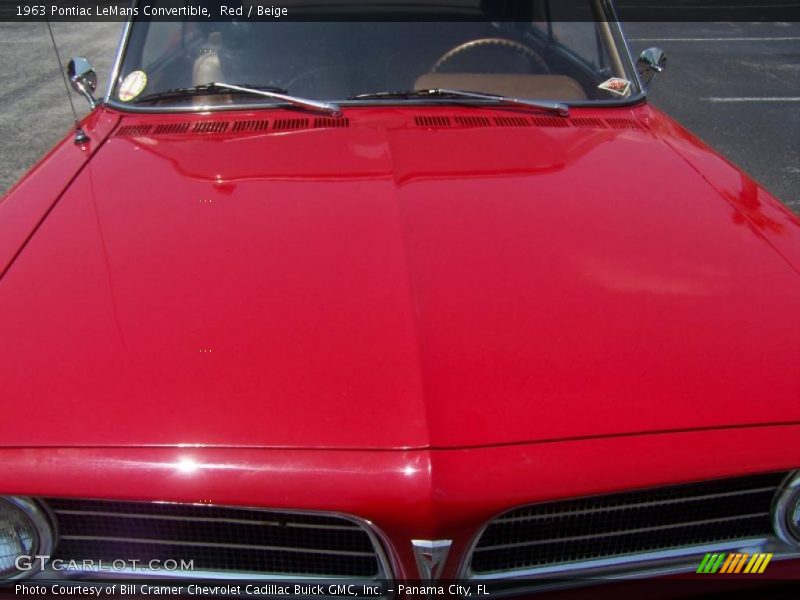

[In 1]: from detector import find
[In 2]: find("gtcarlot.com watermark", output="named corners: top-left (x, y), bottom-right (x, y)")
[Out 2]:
top-left (15, 554), bottom-right (195, 573)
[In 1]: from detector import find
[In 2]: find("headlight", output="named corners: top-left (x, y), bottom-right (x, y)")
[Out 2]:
top-left (773, 471), bottom-right (800, 548)
top-left (0, 497), bottom-right (54, 580)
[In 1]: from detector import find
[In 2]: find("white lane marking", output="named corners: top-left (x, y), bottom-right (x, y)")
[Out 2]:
top-left (703, 97), bottom-right (800, 102)
top-left (628, 37), bottom-right (800, 42)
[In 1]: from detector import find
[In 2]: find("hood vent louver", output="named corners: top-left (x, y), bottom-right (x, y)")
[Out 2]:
top-left (113, 113), bottom-right (646, 138)
top-left (454, 115), bottom-right (492, 128)
top-left (314, 117), bottom-right (350, 128)
top-left (415, 115), bottom-right (452, 128)
top-left (531, 117), bottom-right (570, 127)
top-left (569, 117), bottom-right (607, 129)
top-left (274, 118), bottom-right (310, 131)
top-left (495, 116), bottom-right (530, 127)
top-left (115, 116), bottom-right (351, 138)
top-left (152, 122), bottom-right (191, 135)
top-left (530, 116), bottom-right (570, 128)
top-left (193, 121), bottom-right (229, 134)
top-left (232, 119), bottom-right (271, 133)
top-left (115, 125), bottom-right (152, 137)
top-left (413, 114), bottom-right (644, 131)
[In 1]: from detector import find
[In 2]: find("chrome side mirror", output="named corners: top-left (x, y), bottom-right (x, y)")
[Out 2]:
top-left (67, 57), bottom-right (98, 108)
top-left (637, 47), bottom-right (667, 90)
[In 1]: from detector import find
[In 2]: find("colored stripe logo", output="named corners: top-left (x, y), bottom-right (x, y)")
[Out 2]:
top-left (696, 553), bottom-right (773, 574)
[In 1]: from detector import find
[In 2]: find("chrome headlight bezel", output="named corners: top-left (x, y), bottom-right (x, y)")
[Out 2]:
top-left (0, 497), bottom-right (55, 580)
top-left (773, 471), bottom-right (800, 549)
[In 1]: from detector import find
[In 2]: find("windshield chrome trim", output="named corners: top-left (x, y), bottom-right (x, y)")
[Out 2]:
top-left (606, 0), bottom-right (647, 98)
top-left (105, 95), bottom-right (646, 114)
top-left (104, 1), bottom-right (135, 102)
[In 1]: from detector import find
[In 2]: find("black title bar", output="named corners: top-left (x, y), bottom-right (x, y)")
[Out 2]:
top-left (4, 578), bottom-right (800, 599)
top-left (1, 0), bottom-right (800, 22)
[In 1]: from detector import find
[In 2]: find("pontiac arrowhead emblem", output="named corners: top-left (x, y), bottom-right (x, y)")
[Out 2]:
top-left (411, 540), bottom-right (452, 581)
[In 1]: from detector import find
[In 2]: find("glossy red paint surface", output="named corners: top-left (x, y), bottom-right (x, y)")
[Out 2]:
top-left (1, 104), bottom-right (799, 450)
top-left (1, 101), bottom-right (800, 588)
top-left (0, 110), bottom-right (119, 277)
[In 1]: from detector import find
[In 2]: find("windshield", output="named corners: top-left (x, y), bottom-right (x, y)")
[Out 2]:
top-left (111, 0), bottom-right (640, 109)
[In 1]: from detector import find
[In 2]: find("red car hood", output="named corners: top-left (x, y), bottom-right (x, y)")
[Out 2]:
top-left (2, 106), bottom-right (800, 450)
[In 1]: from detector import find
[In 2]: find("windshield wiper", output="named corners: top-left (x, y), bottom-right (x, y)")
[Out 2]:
top-left (135, 82), bottom-right (342, 116)
top-left (351, 88), bottom-right (569, 117)
top-left (135, 83), bottom-right (287, 103)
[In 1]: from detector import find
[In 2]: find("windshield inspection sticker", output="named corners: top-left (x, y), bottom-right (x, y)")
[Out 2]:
top-left (598, 77), bottom-right (631, 97)
top-left (118, 71), bottom-right (147, 102)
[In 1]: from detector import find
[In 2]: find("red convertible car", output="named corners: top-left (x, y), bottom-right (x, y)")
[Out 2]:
top-left (1, 0), bottom-right (799, 597)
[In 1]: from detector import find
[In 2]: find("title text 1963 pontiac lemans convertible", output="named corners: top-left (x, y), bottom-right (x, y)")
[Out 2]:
top-left (1, 0), bottom-right (799, 597)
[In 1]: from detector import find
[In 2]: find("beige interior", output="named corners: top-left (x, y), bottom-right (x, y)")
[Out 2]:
top-left (414, 73), bottom-right (587, 101)
top-left (193, 32), bottom-right (224, 86)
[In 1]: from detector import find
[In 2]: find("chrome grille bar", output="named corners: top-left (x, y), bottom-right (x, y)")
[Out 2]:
top-left (466, 471), bottom-right (792, 582)
top-left (51, 508), bottom-right (363, 530)
top-left (42, 499), bottom-right (391, 581)
top-left (491, 485), bottom-right (778, 523)
top-left (58, 535), bottom-right (379, 556)
top-left (474, 512), bottom-right (772, 551)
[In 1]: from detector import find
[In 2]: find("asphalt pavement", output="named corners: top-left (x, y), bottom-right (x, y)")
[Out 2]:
top-left (0, 20), bottom-right (798, 214)
top-left (624, 21), bottom-right (800, 213)
top-left (0, 20), bottom-right (118, 192)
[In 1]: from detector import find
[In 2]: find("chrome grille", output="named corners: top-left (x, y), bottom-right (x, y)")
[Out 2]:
top-left (469, 472), bottom-right (788, 575)
top-left (44, 499), bottom-right (387, 579)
